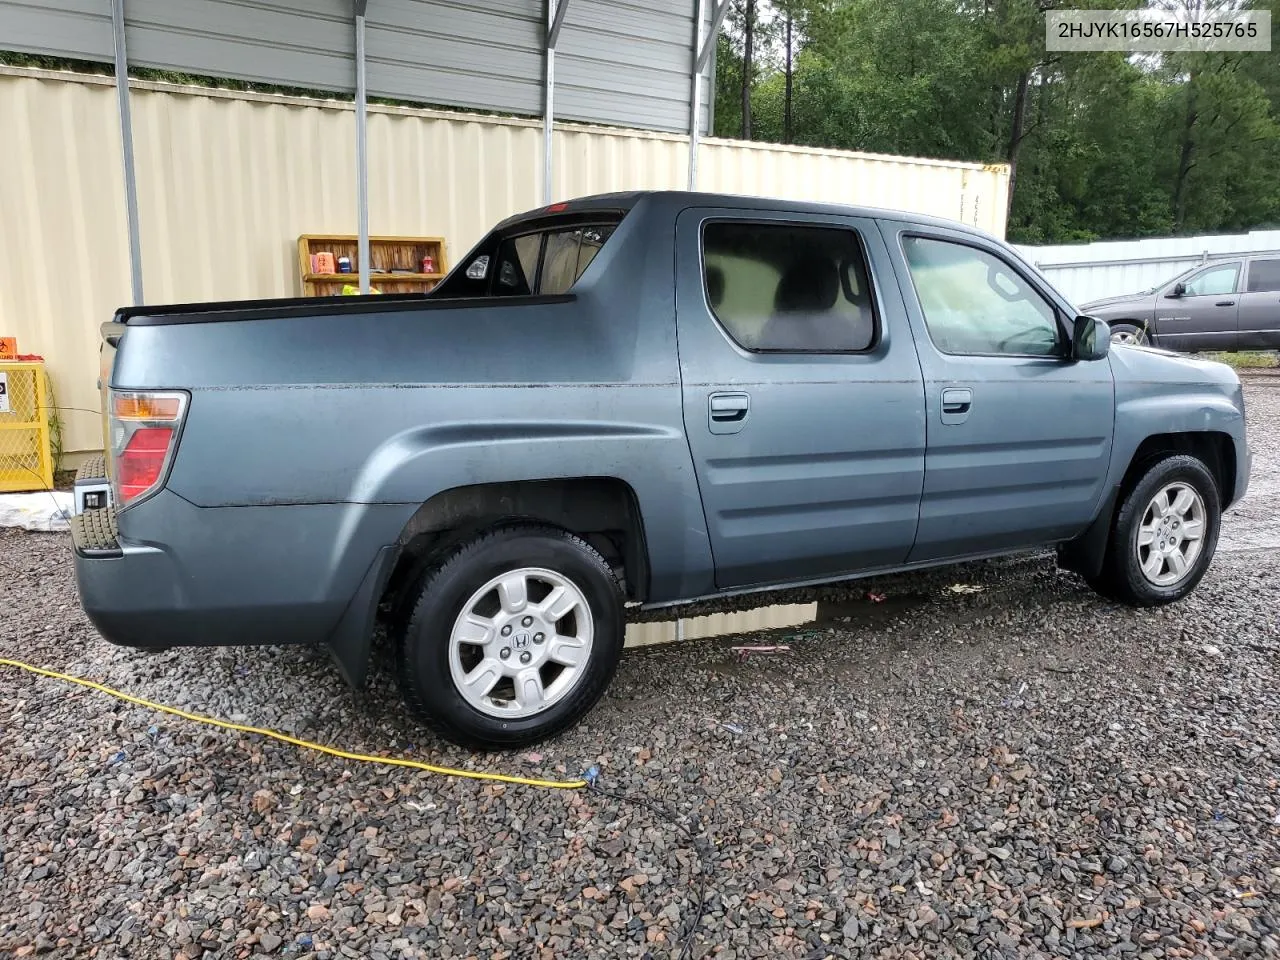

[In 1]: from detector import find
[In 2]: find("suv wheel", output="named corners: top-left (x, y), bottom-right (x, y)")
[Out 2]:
top-left (398, 522), bottom-right (625, 749)
top-left (1088, 454), bottom-right (1221, 606)
top-left (1109, 323), bottom-right (1148, 346)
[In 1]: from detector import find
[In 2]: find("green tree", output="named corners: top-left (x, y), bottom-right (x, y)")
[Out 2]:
top-left (714, 0), bottom-right (1280, 243)
top-left (1165, 52), bottom-right (1280, 231)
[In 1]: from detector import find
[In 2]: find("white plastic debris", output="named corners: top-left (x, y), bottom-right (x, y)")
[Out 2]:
top-left (0, 491), bottom-right (74, 532)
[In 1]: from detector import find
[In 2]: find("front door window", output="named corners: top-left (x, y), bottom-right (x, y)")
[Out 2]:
top-left (1179, 263), bottom-right (1239, 297)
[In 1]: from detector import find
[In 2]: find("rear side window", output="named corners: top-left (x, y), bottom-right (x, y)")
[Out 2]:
top-left (1247, 258), bottom-right (1280, 293)
top-left (701, 221), bottom-right (878, 353)
top-left (539, 225), bottom-right (616, 294)
top-left (436, 215), bottom-right (621, 299)
top-left (493, 234), bottom-right (542, 296)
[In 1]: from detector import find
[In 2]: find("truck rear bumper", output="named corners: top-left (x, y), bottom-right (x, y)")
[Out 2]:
top-left (70, 492), bottom-right (405, 652)
top-left (72, 507), bottom-right (341, 649)
top-left (72, 454), bottom-right (112, 516)
top-left (73, 507), bottom-right (207, 647)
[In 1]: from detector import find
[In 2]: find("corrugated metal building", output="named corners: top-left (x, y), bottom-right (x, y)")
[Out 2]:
top-left (0, 0), bottom-right (713, 133)
top-left (0, 67), bottom-right (1011, 456)
top-left (1017, 229), bottom-right (1280, 306)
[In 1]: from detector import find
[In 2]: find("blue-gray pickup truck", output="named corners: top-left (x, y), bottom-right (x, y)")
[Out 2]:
top-left (72, 191), bottom-right (1251, 748)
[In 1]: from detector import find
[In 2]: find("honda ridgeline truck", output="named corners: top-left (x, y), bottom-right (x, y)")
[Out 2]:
top-left (71, 191), bottom-right (1251, 748)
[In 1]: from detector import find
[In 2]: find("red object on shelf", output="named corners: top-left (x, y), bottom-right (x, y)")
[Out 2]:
top-left (15, 354), bottom-right (44, 362)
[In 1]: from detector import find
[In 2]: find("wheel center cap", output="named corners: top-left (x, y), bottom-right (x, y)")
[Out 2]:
top-left (512, 631), bottom-right (533, 650)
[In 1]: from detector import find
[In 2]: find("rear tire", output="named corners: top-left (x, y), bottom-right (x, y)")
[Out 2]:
top-left (398, 522), bottom-right (625, 750)
top-left (1087, 454), bottom-right (1220, 607)
top-left (1108, 322), bottom-right (1148, 346)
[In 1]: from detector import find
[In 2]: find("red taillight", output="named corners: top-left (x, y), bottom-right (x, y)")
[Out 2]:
top-left (116, 427), bottom-right (174, 503)
top-left (107, 389), bottom-right (188, 507)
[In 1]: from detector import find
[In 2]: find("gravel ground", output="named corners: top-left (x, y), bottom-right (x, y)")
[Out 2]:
top-left (3, 377), bottom-right (1279, 960)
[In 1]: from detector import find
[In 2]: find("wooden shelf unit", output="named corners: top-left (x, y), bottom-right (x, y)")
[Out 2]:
top-left (297, 234), bottom-right (448, 296)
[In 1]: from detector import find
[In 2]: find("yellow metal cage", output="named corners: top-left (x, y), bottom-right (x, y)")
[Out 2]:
top-left (0, 361), bottom-right (55, 492)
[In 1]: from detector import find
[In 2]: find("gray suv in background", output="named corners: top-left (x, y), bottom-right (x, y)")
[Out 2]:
top-left (1081, 252), bottom-right (1280, 352)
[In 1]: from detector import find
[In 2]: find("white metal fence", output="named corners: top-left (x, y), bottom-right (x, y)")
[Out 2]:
top-left (1016, 229), bottom-right (1280, 306)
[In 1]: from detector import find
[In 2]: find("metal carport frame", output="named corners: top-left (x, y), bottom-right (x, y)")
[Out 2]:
top-left (689, 0), bottom-right (730, 190)
top-left (100, 0), bottom-right (723, 305)
top-left (109, 0), bottom-right (144, 305)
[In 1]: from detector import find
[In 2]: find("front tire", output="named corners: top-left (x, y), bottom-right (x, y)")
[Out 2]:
top-left (1109, 322), bottom-right (1148, 346)
top-left (398, 522), bottom-right (625, 750)
top-left (1087, 454), bottom-right (1221, 606)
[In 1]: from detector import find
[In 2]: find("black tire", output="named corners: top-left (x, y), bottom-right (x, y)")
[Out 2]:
top-left (1087, 454), bottom-right (1221, 607)
top-left (1108, 322), bottom-right (1148, 346)
top-left (398, 522), bottom-right (625, 750)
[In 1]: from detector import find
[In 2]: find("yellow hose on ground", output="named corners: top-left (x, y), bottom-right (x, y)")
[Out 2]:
top-left (0, 657), bottom-right (587, 791)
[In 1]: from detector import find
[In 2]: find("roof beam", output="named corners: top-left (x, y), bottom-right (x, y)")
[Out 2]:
top-left (698, 0), bottom-right (730, 73)
top-left (548, 0), bottom-right (571, 49)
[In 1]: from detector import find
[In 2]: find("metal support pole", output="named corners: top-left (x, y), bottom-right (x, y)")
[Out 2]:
top-left (707, 30), bottom-right (717, 136)
top-left (543, 0), bottom-right (570, 205)
top-left (110, 0), bottom-right (144, 305)
top-left (355, 0), bottom-right (370, 295)
top-left (687, 0), bottom-right (705, 191)
top-left (687, 0), bottom-right (728, 190)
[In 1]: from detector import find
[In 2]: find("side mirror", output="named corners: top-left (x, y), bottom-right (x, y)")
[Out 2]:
top-left (1072, 315), bottom-right (1110, 361)
top-left (1168, 281), bottom-right (1186, 298)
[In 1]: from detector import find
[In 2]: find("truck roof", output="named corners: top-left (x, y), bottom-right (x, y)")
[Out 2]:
top-left (115, 190), bottom-right (998, 325)
top-left (495, 189), bottom-right (995, 241)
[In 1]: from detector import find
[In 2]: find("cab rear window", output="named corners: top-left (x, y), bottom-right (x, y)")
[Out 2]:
top-left (435, 214), bottom-right (623, 299)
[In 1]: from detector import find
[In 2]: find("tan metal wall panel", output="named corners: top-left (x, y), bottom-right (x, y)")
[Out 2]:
top-left (679, 603), bottom-right (818, 641)
top-left (624, 620), bottom-right (678, 648)
top-left (366, 109), bottom-right (544, 258)
top-left (624, 603), bottom-right (817, 649)
top-left (0, 68), bottom-right (1009, 456)
top-left (698, 139), bottom-right (1010, 237)
top-left (130, 88), bottom-right (361, 306)
top-left (0, 73), bottom-right (133, 460)
top-left (555, 126), bottom-right (689, 201)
